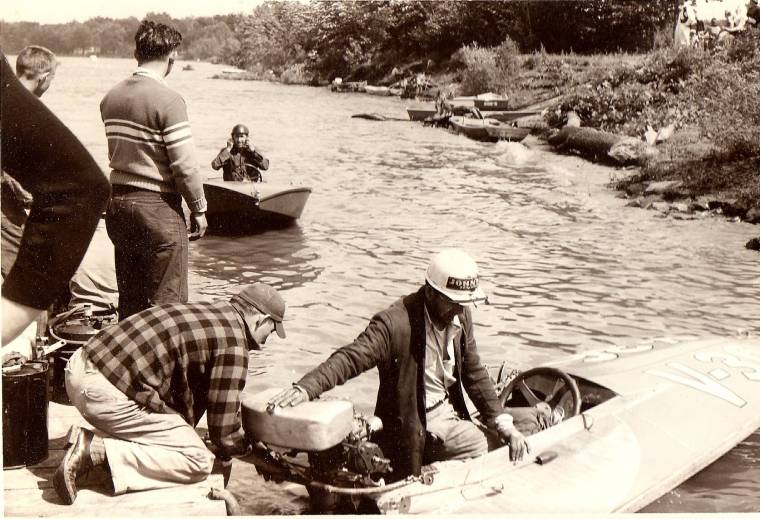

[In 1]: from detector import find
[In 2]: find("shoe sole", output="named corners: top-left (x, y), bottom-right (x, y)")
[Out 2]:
top-left (53, 427), bottom-right (81, 505)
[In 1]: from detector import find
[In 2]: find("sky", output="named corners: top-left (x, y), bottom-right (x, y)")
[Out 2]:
top-left (1, 0), bottom-right (268, 24)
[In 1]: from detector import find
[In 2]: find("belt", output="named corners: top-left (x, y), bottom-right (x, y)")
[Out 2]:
top-left (426, 399), bottom-right (446, 413)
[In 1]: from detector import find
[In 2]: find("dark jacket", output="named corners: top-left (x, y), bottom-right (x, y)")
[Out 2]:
top-left (211, 145), bottom-right (269, 182)
top-left (296, 287), bottom-right (503, 480)
top-left (1, 54), bottom-right (110, 308)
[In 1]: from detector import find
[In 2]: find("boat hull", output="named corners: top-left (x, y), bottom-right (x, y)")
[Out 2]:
top-left (406, 107), bottom-right (436, 121)
top-left (375, 336), bottom-right (760, 514)
top-left (484, 125), bottom-right (531, 142)
top-left (365, 86), bottom-right (390, 96)
top-left (203, 179), bottom-right (311, 231)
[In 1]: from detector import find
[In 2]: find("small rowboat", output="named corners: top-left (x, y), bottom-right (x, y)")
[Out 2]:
top-left (448, 116), bottom-right (506, 142)
top-left (406, 105), bottom-right (437, 121)
top-left (203, 179), bottom-right (311, 231)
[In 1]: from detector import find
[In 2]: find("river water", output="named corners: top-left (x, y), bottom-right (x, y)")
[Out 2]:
top-left (40, 57), bottom-right (759, 514)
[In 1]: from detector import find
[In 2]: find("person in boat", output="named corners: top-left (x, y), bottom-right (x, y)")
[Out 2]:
top-left (54, 282), bottom-right (287, 505)
top-left (211, 123), bottom-right (270, 182)
top-left (101, 20), bottom-right (208, 321)
top-left (1, 52), bottom-right (110, 346)
top-left (269, 249), bottom-right (562, 481)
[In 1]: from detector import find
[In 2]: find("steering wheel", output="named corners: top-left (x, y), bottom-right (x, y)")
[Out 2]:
top-left (499, 367), bottom-right (582, 419)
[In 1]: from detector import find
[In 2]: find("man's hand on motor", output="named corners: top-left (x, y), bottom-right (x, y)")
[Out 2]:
top-left (267, 385), bottom-right (308, 413)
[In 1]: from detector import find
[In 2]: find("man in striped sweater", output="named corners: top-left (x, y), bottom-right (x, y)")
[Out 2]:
top-left (100, 20), bottom-right (208, 320)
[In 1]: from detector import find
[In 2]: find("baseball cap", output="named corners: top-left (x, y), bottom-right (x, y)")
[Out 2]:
top-left (232, 283), bottom-right (286, 338)
top-left (425, 249), bottom-right (487, 306)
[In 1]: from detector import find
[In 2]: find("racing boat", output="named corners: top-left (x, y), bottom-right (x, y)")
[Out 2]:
top-left (240, 336), bottom-right (760, 514)
top-left (203, 179), bottom-right (311, 231)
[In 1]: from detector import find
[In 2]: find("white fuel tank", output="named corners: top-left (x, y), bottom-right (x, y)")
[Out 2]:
top-left (241, 388), bottom-right (354, 451)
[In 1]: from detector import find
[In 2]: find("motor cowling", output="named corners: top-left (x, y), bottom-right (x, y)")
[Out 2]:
top-left (307, 413), bottom-right (391, 484)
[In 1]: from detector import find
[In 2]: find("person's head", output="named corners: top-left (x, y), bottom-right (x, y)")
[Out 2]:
top-left (231, 124), bottom-right (250, 148)
top-left (134, 19), bottom-right (182, 76)
top-left (230, 283), bottom-right (287, 349)
top-left (15, 45), bottom-right (57, 97)
top-left (423, 249), bottom-right (487, 327)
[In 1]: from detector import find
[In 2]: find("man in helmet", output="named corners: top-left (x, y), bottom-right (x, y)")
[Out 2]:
top-left (269, 249), bottom-right (558, 481)
top-left (211, 123), bottom-right (270, 182)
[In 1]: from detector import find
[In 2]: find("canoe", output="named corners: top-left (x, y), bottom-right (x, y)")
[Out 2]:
top-left (374, 336), bottom-right (760, 513)
top-left (406, 105), bottom-right (437, 121)
top-left (484, 125), bottom-right (531, 142)
top-left (203, 179), bottom-right (311, 230)
top-left (365, 85), bottom-right (390, 96)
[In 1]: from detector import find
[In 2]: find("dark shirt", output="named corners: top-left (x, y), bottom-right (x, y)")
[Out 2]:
top-left (1, 54), bottom-right (110, 309)
top-left (211, 145), bottom-right (269, 182)
top-left (84, 300), bottom-right (251, 457)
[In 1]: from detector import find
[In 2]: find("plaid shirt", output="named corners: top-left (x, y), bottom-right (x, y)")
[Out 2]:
top-left (84, 301), bottom-right (250, 457)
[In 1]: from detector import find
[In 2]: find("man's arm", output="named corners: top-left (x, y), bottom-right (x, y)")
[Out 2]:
top-left (269, 313), bottom-right (394, 407)
top-left (206, 346), bottom-right (251, 458)
top-left (211, 147), bottom-right (231, 171)
top-left (458, 311), bottom-right (529, 461)
top-left (249, 149), bottom-right (269, 172)
top-left (458, 311), bottom-right (503, 424)
top-left (1, 55), bottom-right (110, 315)
top-left (162, 97), bottom-right (207, 214)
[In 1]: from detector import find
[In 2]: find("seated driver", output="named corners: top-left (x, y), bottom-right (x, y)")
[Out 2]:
top-left (269, 249), bottom-right (562, 481)
top-left (211, 123), bottom-right (270, 182)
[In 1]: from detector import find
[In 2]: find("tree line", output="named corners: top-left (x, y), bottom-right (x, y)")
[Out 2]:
top-left (1, 1), bottom-right (677, 77)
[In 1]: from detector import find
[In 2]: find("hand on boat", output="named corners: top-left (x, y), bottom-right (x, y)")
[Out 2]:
top-left (189, 212), bottom-right (208, 241)
top-left (266, 385), bottom-right (309, 413)
top-left (498, 426), bottom-right (530, 463)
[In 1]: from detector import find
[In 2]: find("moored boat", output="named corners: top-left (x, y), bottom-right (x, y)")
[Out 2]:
top-left (448, 116), bottom-right (503, 142)
top-left (203, 179), bottom-right (311, 231)
top-left (473, 92), bottom-right (510, 111)
top-left (406, 105), bottom-right (437, 121)
top-left (365, 85), bottom-right (390, 96)
top-left (487, 110), bottom-right (542, 123)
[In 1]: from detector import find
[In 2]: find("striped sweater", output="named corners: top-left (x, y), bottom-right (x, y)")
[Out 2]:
top-left (100, 69), bottom-right (207, 213)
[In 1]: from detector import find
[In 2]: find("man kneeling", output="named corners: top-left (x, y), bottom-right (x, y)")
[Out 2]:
top-left (55, 283), bottom-right (287, 504)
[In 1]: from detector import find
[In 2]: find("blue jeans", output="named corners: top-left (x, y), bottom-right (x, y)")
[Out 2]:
top-left (105, 187), bottom-right (188, 319)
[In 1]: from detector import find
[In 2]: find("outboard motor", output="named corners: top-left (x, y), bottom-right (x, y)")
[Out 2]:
top-left (240, 389), bottom-right (392, 512)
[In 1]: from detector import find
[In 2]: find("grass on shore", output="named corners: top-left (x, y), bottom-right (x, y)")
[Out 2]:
top-left (405, 32), bottom-right (759, 210)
